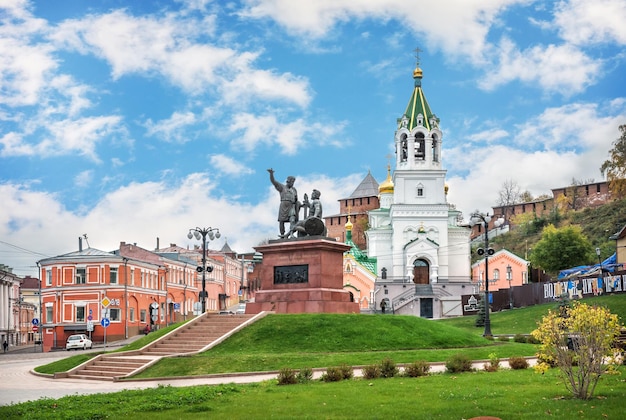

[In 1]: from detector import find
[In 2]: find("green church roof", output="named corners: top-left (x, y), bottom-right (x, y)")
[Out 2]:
top-left (399, 66), bottom-right (438, 131)
top-left (345, 229), bottom-right (377, 275)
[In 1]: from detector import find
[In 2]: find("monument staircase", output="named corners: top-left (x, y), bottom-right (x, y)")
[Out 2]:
top-left (60, 312), bottom-right (265, 381)
top-left (391, 284), bottom-right (454, 312)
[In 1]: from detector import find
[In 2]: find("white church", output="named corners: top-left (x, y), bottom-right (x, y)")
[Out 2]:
top-left (366, 63), bottom-right (472, 318)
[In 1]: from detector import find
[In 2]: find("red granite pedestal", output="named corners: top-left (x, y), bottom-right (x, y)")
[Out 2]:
top-left (245, 237), bottom-right (360, 314)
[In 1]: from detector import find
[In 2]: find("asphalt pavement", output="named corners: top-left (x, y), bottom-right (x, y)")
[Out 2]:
top-left (0, 342), bottom-right (536, 407)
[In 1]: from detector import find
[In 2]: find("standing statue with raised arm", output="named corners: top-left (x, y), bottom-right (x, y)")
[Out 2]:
top-left (268, 168), bottom-right (299, 237)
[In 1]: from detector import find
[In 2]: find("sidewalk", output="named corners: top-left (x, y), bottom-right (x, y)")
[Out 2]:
top-left (0, 334), bottom-right (144, 360)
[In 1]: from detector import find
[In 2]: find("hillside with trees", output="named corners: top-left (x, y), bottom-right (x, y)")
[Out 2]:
top-left (484, 197), bottom-right (626, 277)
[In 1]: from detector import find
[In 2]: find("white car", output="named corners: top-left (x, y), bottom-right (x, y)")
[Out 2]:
top-left (66, 334), bottom-right (93, 351)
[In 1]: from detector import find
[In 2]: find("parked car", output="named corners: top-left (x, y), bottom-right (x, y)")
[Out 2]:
top-left (66, 334), bottom-right (93, 351)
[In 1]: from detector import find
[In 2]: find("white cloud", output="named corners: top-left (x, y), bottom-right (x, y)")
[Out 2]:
top-left (0, 132), bottom-right (33, 157)
top-left (480, 39), bottom-right (601, 94)
top-left (74, 170), bottom-right (93, 188)
top-left (554, 0), bottom-right (626, 45)
top-left (210, 154), bottom-right (254, 176)
top-left (445, 100), bottom-right (626, 219)
top-left (0, 171), bottom-right (360, 276)
top-left (238, 0), bottom-right (528, 63)
top-left (226, 112), bottom-right (347, 155)
top-left (0, 9), bottom-right (57, 107)
top-left (144, 111), bottom-right (197, 143)
top-left (50, 9), bottom-right (312, 107)
top-left (38, 115), bottom-right (124, 161)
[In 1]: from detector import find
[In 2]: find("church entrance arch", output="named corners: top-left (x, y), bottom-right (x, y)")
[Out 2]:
top-left (413, 259), bottom-right (429, 285)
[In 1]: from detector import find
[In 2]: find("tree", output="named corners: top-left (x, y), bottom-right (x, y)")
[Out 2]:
top-left (531, 302), bottom-right (622, 399)
top-left (600, 124), bottom-right (626, 199)
top-left (520, 190), bottom-right (534, 202)
top-left (497, 179), bottom-right (521, 225)
top-left (529, 224), bottom-right (593, 275)
top-left (497, 179), bottom-right (521, 207)
top-left (475, 296), bottom-right (486, 327)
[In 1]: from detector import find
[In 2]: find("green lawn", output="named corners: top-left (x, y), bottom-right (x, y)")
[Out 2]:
top-left (8, 294), bottom-right (624, 418)
top-left (3, 367), bottom-right (625, 419)
top-left (131, 313), bottom-right (535, 378)
top-left (437, 293), bottom-right (626, 335)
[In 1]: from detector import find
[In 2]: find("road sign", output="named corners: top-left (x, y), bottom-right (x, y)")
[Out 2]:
top-left (100, 318), bottom-right (110, 328)
top-left (101, 297), bottom-right (111, 308)
top-left (87, 321), bottom-right (94, 332)
top-left (32, 325), bottom-right (39, 332)
top-left (32, 318), bottom-right (39, 325)
top-left (87, 315), bottom-right (93, 321)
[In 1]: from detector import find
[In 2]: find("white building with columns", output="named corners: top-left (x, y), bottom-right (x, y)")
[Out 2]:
top-left (367, 63), bottom-right (472, 318)
top-left (1, 264), bottom-right (22, 347)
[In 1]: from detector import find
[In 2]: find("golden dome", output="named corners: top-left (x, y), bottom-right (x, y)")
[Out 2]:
top-left (444, 184), bottom-right (449, 195)
top-left (345, 214), bottom-right (353, 231)
top-left (378, 164), bottom-right (394, 194)
top-left (413, 66), bottom-right (423, 79)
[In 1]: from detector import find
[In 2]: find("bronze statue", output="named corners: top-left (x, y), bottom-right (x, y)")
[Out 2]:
top-left (283, 189), bottom-right (326, 238)
top-left (268, 168), bottom-right (299, 237)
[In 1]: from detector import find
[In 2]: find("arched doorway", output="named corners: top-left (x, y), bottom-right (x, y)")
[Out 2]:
top-left (413, 259), bottom-right (429, 285)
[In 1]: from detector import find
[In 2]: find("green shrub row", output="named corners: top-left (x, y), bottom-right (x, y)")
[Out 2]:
top-left (278, 354), bottom-right (529, 385)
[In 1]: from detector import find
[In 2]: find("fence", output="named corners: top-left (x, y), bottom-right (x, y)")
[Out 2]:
top-left (462, 270), bottom-right (626, 315)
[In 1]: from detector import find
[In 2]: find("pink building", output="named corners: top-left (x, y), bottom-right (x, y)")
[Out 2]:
top-left (471, 249), bottom-right (529, 293)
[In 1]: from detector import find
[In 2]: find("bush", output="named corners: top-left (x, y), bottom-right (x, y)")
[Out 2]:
top-left (508, 357), bottom-right (529, 370)
top-left (338, 363), bottom-right (353, 380)
top-left (277, 367), bottom-right (297, 385)
top-left (532, 302), bottom-right (622, 399)
top-left (526, 335), bottom-right (540, 344)
top-left (483, 352), bottom-right (500, 372)
top-left (297, 367), bottom-right (313, 383)
top-left (362, 364), bottom-right (381, 379)
top-left (403, 360), bottom-right (430, 377)
top-left (513, 334), bottom-right (528, 343)
top-left (446, 354), bottom-right (473, 373)
top-left (380, 358), bottom-right (399, 378)
top-left (321, 366), bottom-right (346, 382)
top-left (497, 335), bottom-right (510, 342)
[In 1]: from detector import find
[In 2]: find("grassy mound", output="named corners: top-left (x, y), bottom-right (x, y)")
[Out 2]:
top-left (217, 313), bottom-right (487, 353)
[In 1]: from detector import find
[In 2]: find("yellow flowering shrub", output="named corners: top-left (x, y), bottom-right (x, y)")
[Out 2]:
top-left (531, 302), bottom-right (622, 399)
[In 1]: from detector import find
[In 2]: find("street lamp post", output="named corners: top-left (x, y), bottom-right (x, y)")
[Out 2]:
top-left (470, 213), bottom-right (504, 337)
top-left (188, 227), bottom-right (220, 313)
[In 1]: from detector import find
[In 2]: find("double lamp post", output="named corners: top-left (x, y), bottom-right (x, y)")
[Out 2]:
top-left (470, 212), bottom-right (504, 337)
top-left (188, 227), bottom-right (220, 313)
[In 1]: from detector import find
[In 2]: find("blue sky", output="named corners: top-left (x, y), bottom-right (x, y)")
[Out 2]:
top-left (1, 0), bottom-right (625, 276)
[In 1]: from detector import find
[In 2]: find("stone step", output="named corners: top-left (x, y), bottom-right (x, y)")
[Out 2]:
top-left (91, 359), bottom-right (150, 367)
top-left (67, 374), bottom-right (115, 381)
top-left (81, 365), bottom-right (137, 373)
top-left (77, 368), bottom-right (131, 376)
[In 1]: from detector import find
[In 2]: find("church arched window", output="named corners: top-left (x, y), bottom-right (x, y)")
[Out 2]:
top-left (415, 133), bottom-right (425, 160)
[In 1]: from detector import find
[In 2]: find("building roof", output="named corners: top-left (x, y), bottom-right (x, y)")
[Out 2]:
top-left (349, 171), bottom-right (379, 199)
top-left (399, 65), bottom-right (438, 131)
top-left (345, 229), bottom-right (377, 275)
top-left (609, 224), bottom-right (626, 240)
top-left (38, 247), bottom-right (118, 265)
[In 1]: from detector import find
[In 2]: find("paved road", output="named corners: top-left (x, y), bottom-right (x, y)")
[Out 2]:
top-left (1, 347), bottom-right (535, 407)
top-left (0, 349), bottom-right (279, 406)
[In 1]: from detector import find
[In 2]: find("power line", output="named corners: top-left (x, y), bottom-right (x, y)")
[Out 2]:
top-left (0, 240), bottom-right (50, 258)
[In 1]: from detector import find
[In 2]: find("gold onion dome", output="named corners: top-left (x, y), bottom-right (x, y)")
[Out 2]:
top-left (413, 66), bottom-right (423, 79)
top-left (379, 164), bottom-right (394, 194)
top-left (345, 215), bottom-right (353, 231)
